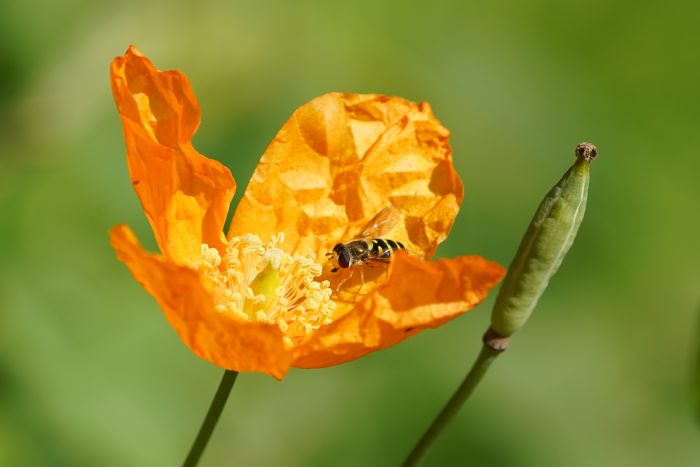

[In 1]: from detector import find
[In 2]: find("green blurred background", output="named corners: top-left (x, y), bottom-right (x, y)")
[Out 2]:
top-left (1, 0), bottom-right (699, 466)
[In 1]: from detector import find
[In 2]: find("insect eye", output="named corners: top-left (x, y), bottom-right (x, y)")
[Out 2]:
top-left (338, 247), bottom-right (352, 268)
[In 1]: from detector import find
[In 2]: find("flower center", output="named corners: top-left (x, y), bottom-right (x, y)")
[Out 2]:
top-left (191, 233), bottom-right (336, 348)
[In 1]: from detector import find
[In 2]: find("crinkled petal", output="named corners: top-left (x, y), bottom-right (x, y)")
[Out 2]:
top-left (292, 253), bottom-right (505, 368)
top-left (229, 93), bottom-right (463, 261)
top-left (110, 225), bottom-right (292, 379)
top-left (110, 46), bottom-right (235, 265)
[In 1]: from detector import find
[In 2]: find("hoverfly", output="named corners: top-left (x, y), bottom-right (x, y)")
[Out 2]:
top-left (326, 206), bottom-right (406, 275)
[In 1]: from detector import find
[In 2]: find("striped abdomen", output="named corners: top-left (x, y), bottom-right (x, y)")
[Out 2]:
top-left (367, 238), bottom-right (405, 261)
top-left (329, 238), bottom-right (405, 272)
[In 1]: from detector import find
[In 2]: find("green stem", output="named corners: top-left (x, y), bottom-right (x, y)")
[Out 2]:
top-left (182, 370), bottom-right (239, 467)
top-left (401, 344), bottom-right (501, 467)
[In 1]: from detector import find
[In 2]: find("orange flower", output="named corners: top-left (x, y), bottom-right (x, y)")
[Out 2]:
top-left (110, 46), bottom-right (505, 379)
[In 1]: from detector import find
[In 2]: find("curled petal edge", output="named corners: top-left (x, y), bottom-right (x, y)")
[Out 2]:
top-left (293, 252), bottom-right (506, 368)
top-left (110, 225), bottom-right (292, 380)
top-left (110, 46), bottom-right (236, 266)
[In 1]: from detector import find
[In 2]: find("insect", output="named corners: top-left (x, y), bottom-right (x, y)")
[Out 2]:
top-left (326, 206), bottom-right (406, 274)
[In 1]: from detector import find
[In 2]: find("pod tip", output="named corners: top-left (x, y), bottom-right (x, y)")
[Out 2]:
top-left (575, 142), bottom-right (598, 162)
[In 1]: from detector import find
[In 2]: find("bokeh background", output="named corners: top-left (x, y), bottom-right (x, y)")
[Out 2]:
top-left (2, 1), bottom-right (699, 466)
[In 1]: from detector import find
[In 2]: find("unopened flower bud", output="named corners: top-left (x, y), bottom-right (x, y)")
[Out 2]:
top-left (490, 143), bottom-right (597, 339)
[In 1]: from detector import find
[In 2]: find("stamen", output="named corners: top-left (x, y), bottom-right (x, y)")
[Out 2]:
top-left (189, 233), bottom-right (336, 348)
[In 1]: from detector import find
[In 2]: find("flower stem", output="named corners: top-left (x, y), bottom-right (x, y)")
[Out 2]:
top-left (182, 370), bottom-right (239, 467)
top-left (402, 342), bottom-right (502, 467)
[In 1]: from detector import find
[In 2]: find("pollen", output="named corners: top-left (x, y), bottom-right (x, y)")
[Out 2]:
top-left (190, 233), bottom-right (336, 348)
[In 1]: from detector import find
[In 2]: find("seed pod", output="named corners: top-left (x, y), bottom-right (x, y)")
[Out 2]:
top-left (490, 143), bottom-right (597, 339)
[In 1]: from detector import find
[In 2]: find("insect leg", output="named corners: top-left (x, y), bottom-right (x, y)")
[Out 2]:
top-left (335, 271), bottom-right (349, 292)
top-left (353, 267), bottom-right (366, 303)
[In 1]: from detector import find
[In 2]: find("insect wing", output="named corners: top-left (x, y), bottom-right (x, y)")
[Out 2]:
top-left (357, 206), bottom-right (401, 239)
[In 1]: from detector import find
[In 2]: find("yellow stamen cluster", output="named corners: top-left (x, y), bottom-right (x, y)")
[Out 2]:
top-left (191, 233), bottom-right (336, 348)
